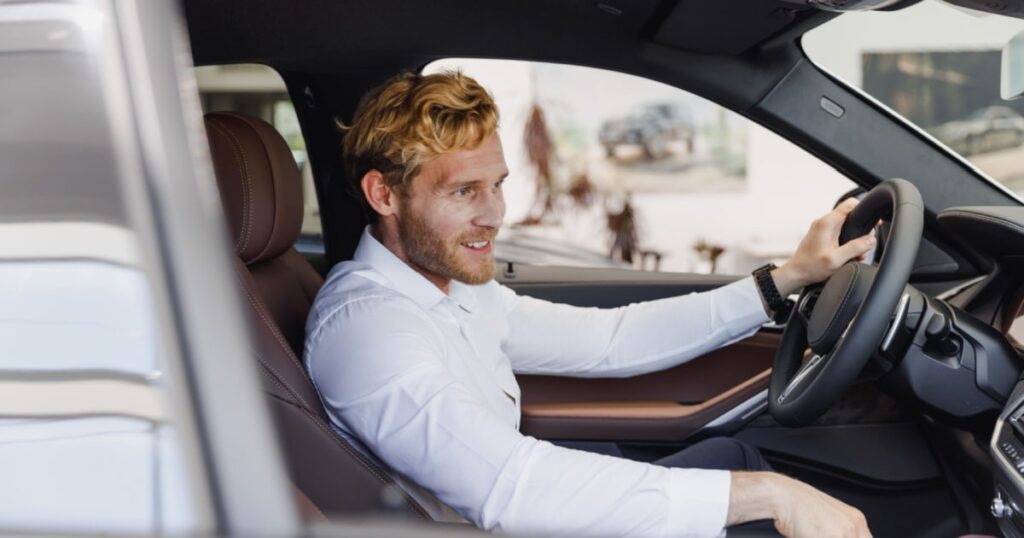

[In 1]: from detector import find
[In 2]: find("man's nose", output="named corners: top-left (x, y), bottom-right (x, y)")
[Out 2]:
top-left (473, 188), bottom-right (505, 229)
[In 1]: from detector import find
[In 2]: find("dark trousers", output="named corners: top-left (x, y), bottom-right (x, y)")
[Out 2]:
top-left (656, 437), bottom-right (777, 537)
top-left (654, 436), bottom-right (772, 472)
top-left (561, 437), bottom-right (777, 536)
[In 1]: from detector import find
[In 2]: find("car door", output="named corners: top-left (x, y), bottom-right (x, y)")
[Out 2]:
top-left (0, 2), bottom-right (313, 536)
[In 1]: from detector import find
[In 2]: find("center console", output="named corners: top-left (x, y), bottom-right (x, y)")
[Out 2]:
top-left (990, 385), bottom-right (1024, 536)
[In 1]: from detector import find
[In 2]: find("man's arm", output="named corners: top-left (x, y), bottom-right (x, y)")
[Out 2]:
top-left (498, 198), bottom-right (877, 378)
top-left (495, 276), bottom-right (769, 378)
top-left (307, 297), bottom-right (733, 537)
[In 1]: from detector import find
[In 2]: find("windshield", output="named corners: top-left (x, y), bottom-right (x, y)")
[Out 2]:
top-left (803, 1), bottom-right (1024, 193)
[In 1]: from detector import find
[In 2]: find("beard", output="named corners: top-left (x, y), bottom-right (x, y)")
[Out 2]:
top-left (397, 206), bottom-right (497, 286)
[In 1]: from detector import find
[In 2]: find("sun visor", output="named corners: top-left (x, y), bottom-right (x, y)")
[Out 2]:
top-left (652, 0), bottom-right (808, 55)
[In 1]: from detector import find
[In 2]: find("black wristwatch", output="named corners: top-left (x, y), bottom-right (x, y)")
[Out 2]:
top-left (752, 263), bottom-right (793, 323)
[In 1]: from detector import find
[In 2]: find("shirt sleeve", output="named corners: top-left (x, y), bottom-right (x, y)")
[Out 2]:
top-left (306, 296), bottom-right (732, 538)
top-left (498, 276), bottom-right (771, 377)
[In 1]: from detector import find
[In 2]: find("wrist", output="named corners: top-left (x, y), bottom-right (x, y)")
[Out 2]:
top-left (771, 264), bottom-right (803, 297)
top-left (727, 471), bottom-right (781, 526)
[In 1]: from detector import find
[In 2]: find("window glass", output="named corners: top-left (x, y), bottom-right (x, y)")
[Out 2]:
top-left (803, 1), bottom-right (1024, 194)
top-left (1010, 313), bottom-right (1024, 344)
top-left (0, 256), bottom-right (198, 535)
top-left (0, 2), bottom-right (203, 534)
top-left (424, 59), bottom-right (857, 274)
top-left (195, 64), bottom-right (320, 238)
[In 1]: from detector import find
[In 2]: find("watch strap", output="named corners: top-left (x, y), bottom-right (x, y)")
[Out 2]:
top-left (753, 263), bottom-right (793, 322)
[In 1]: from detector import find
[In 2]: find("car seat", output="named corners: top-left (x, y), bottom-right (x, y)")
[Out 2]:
top-left (203, 111), bottom-right (431, 520)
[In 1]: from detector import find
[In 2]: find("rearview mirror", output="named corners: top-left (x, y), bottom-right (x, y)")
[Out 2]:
top-left (1002, 29), bottom-right (1024, 100)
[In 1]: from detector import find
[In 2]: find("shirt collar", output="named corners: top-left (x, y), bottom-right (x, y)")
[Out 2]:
top-left (353, 227), bottom-right (477, 313)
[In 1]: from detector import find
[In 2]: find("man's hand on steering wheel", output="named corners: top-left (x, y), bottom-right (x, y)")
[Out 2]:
top-left (771, 198), bottom-right (878, 297)
top-left (768, 179), bottom-right (923, 427)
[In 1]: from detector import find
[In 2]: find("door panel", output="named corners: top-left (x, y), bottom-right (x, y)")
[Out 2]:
top-left (518, 332), bottom-right (776, 441)
top-left (521, 367), bottom-right (769, 441)
top-left (502, 266), bottom-right (777, 442)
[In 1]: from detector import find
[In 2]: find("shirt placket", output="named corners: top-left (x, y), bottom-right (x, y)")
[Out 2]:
top-left (447, 300), bottom-right (521, 429)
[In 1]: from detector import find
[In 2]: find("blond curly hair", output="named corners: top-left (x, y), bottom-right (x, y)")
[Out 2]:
top-left (341, 71), bottom-right (499, 210)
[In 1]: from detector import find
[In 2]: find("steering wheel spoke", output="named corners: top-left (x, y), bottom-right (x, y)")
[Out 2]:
top-left (794, 285), bottom-right (822, 326)
top-left (777, 352), bottom-right (828, 405)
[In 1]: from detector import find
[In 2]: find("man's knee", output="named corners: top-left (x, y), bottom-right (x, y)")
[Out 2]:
top-left (684, 437), bottom-right (769, 472)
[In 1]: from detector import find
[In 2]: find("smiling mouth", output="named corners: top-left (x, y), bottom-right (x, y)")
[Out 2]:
top-left (461, 240), bottom-right (492, 253)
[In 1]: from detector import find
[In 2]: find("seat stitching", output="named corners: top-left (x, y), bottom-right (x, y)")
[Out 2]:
top-left (274, 396), bottom-right (431, 521)
top-left (259, 358), bottom-right (429, 519)
top-left (238, 272), bottom-right (306, 374)
top-left (209, 119), bottom-right (255, 257)
top-left (257, 350), bottom-right (316, 411)
top-left (258, 360), bottom-right (299, 401)
top-left (233, 113), bottom-right (287, 262)
top-left (207, 121), bottom-right (247, 253)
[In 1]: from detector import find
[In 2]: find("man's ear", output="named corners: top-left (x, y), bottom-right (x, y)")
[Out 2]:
top-left (360, 170), bottom-right (399, 218)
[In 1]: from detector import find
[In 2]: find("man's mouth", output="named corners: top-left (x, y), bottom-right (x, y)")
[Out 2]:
top-left (461, 240), bottom-right (492, 253)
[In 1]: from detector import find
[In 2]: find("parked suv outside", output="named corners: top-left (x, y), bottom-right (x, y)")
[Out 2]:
top-left (935, 105), bottom-right (1024, 156)
top-left (598, 102), bottom-right (695, 160)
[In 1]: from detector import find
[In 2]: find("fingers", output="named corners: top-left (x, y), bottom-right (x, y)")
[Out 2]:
top-left (816, 198), bottom-right (859, 231)
top-left (835, 197), bottom-right (858, 216)
top-left (833, 231), bottom-right (876, 265)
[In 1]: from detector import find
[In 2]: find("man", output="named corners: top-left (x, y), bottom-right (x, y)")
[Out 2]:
top-left (305, 71), bottom-right (875, 537)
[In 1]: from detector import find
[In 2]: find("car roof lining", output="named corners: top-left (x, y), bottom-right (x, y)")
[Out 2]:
top-left (184, 0), bottom-right (828, 79)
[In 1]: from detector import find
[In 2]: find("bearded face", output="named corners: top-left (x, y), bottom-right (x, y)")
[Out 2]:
top-left (397, 196), bottom-right (498, 285)
top-left (384, 133), bottom-right (508, 289)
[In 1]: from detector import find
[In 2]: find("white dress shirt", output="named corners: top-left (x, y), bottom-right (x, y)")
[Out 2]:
top-left (304, 228), bottom-right (770, 537)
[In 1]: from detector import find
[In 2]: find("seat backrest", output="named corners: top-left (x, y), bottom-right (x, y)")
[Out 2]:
top-left (203, 111), bottom-right (429, 520)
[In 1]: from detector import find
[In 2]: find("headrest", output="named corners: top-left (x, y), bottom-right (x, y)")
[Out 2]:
top-left (205, 112), bottom-right (303, 265)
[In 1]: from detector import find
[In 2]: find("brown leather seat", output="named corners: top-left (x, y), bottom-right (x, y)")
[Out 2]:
top-left (203, 111), bottom-right (429, 520)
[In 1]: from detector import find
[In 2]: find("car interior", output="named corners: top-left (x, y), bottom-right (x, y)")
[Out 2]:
top-left (182, 0), bottom-right (1024, 536)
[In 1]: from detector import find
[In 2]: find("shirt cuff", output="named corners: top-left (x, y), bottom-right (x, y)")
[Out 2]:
top-left (666, 468), bottom-right (731, 538)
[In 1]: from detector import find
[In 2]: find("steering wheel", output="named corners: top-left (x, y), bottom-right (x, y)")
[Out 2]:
top-left (768, 179), bottom-right (923, 427)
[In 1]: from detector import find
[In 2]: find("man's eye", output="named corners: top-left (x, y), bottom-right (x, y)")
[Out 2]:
top-left (455, 186), bottom-right (473, 197)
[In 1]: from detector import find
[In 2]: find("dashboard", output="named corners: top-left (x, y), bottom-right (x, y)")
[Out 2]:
top-left (932, 206), bottom-right (1024, 536)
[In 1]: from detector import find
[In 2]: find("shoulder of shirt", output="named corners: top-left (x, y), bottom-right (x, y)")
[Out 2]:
top-left (305, 259), bottom-right (434, 345)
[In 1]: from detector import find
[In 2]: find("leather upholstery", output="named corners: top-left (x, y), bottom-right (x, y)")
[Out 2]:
top-left (204, 112), bottom-right (428, 520)
top-left (206, 112), bottom-right (304, 265)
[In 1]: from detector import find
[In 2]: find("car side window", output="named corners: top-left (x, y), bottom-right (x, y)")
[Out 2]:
top-left (423, 59), bottom-right (858, 275)
top-left (195, 65), bottom-right (321, 243)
